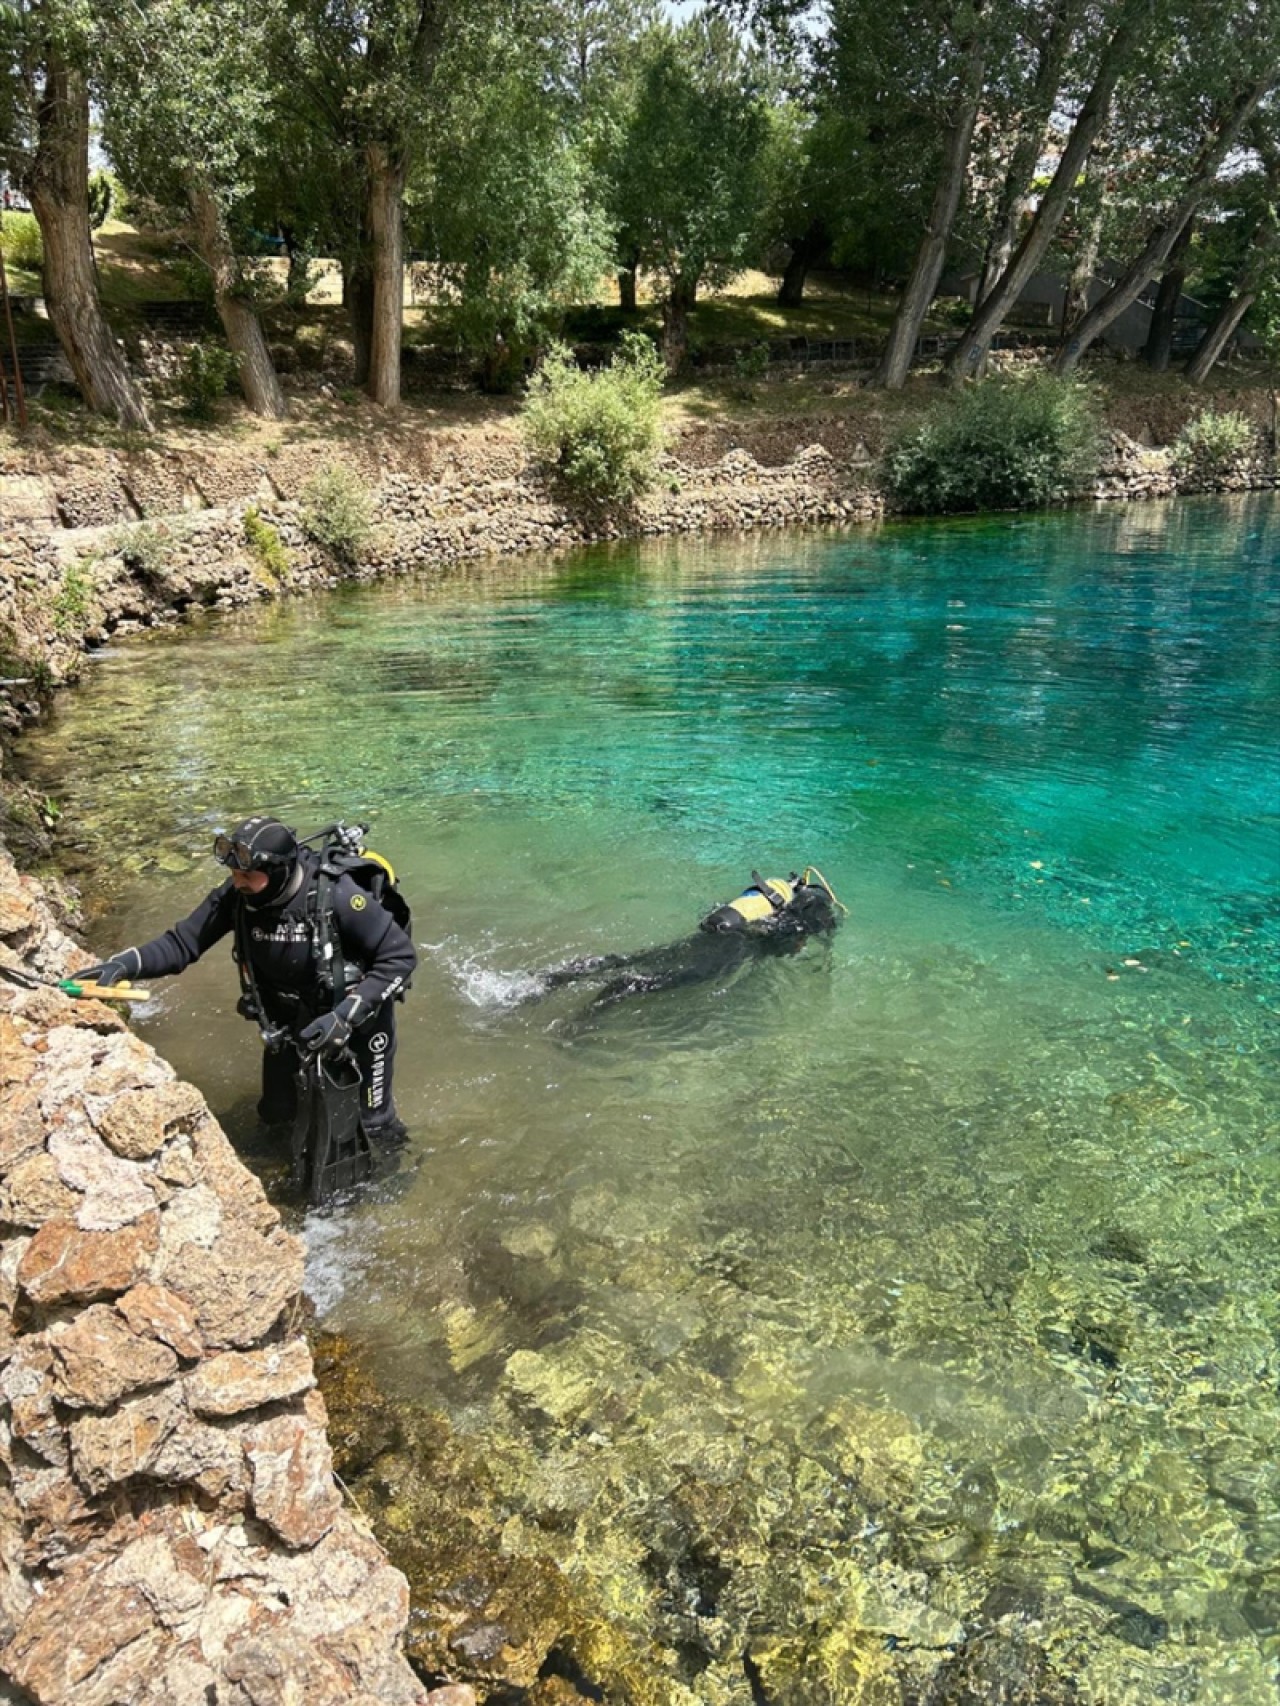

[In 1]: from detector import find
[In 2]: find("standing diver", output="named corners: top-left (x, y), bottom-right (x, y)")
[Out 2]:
top-left (78, 816), bottom-right (417, 1162)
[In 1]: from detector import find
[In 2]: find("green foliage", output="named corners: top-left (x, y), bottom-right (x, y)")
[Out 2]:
top-left (608, 16), bottom-right (773, 301)
top-left (51, 562), bottom-right (94, 636)
top-left (300, 463), bottom-right (374, 563)
top-left (1171, 408), bottom-right (1255, 482)
top-left (421, 51), bottom-right (613, 390)
top-left (178, 341), bottom-right (238, 417)
top-left (109, 521), bottom-right (181, 584)
top-left (243, 506), bottom-right (290, 578)
top-left (87, 170), bottom-right (115, 230)
top-left (732, 339), bottom-right (771, 397)
top-left (0, 211), bottom-right (43, 270)
top-left (522, 331), bottom-right (666, 506)
top-left (884, 374), bottom-right (1102, 514)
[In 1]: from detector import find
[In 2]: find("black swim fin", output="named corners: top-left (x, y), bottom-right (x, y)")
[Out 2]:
top-left (291, 1052), bottom-right (372, 1205)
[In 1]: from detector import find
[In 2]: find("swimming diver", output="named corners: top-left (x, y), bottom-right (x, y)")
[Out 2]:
top-left (537, 869), bottom-right (844, 1009)
top-left (77, 816), bottom-right (417, 1156)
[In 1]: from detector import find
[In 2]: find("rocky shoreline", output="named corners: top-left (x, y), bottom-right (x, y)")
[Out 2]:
top-left (1, 408), bottom-right (1277, 1705)
top-left (0, 841), bottom-right (454, 1705)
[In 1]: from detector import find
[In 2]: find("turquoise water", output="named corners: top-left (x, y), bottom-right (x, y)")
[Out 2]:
top-left (27, 495), bottom-right (1280, 1702)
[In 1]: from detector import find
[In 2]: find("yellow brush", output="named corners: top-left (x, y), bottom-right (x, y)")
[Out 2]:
top-left (58, 978), bottom-right (153, 1003)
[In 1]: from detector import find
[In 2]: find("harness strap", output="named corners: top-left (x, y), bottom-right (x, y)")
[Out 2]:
top-left (750, 870), bottom-right (788, 912)
top-left (309, 867), bottom-right (348, 1003)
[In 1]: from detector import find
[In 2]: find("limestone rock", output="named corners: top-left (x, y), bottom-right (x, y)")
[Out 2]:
top-left (187, 1339), bottom-right (315, 1418)
top-left (1, 1572), bottom-right (161, 1706)
top-left (245, 1391), bottom-right (341, 1548)
top-left (0, 1150), bottom-right (80, 1228)
top-left (118, 1282), bottom-right (203, 1359)
top-left (17, 1212), bottom-right (159, 1305)
top-left (0, 1083), bottom-right (46, 1174)
top-left (48, 1121), bottom-right (157, 1230)
top-left (69, 1388), bottom-right (184, 1496)
top-left (95, 1080), bottom-right (208, 1161)
top-left (50, 1304), bottom-right (179, 1408)
top-left (158, 1221), bottom-right (302, 1349)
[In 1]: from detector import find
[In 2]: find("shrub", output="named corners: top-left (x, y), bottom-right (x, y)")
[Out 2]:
top-left (883, 373), bottom-right (1102, 515)
top-left (522, 332), bottom-right (666, 506)
top-left (733, 339), bottom-right (771, 399)
top-left (87, 170), bottom-right (115, 231)
top-left (51, 562), bottom-right (94, 636)
top-left (1171, 408), bottom-right (1255, 484)
top-left (299, 463), bottom-right (374, 564)
top-left (109, 521), bottom-right (181, 585)
top-left (243, 506), bottom-right (290, 580)
top-left (1, 212), bottom-right (43, 271)
top-left (178, 341), bottom-right (238, 418)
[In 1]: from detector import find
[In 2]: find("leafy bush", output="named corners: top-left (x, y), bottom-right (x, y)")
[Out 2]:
top-left (51, 562), bottom-right (94, 636)
top-left (1171, 408), bottom-right (1255, 483)
top-left (1, 212), bottom-right (43, 271)
top-left (733, 340), bottom-right (771, 398)
top-left (178, 341), bottom-right (238, 418)
top-left (87, 170), bottom-right (115, 231)
top-left (883, 373), bottom-right (1102, 515)
top-left (299, 464), bottom-right (374, 564)
top-left (522, 332), bottom-right (666, 506)
top-left (243, 506), bottom-right (290, 579)
top-left (109, 521), bottom-right (181, 585)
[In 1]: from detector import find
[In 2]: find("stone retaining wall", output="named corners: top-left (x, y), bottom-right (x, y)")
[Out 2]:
top-left (0, 849), bottom-right (455, 1705)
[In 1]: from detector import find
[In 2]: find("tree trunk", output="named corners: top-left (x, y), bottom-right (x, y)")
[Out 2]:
top-left (342, 256), bottom-right (374, 387)
top-left (1185, 215), bottom-right (1280, 382)
top-left (974, 0), bottom-right (1078, 310)
top-left (778, 222), bottom-right (825, 308)
top-left (1185, 290), bottom-right (1259, 383)
top-left (366, 143), bottom-right (405, 408)
top-left (187, 179), bottom-right (287, 419)
top-left (946, 0), bottom-right (1151, 380)
top-left (778, 245), bottom-right (809, 308)
top-left (1142, 214), bottom-right (1193, 369)
top-left (1061, 136), bottom-right (1110, 331)
top-left (661, 278), bottom-right (696, 376)
top-left (873, 19), bottom-right (988, 389)
top-left (23, 57), bottom-right (150, 430)
top-left (618, 267), bottom-right (638, 312)
top-left (1055, 69), bottom-right (1275, 375)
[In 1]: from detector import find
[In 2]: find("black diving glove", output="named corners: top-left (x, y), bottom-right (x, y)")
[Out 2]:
top-left (77, 950), bottom-right (141, 987)
top-left (298, 995), bottom-right (366, 1057)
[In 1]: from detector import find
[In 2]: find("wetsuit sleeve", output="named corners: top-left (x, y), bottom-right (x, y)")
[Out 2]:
top-left (124, 882), bottom-right (238, 979)
top-left (332, 877), bottom-right (417, 1010)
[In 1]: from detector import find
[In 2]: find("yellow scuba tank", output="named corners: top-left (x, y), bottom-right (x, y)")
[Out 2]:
top-left (701, 875), bottom-right (795, 933)
top-left (726, 876), bottom-right (794, 924)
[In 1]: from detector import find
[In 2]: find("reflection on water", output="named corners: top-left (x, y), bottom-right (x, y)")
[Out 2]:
top-left (27, 496), bottom-right (1280, 1702)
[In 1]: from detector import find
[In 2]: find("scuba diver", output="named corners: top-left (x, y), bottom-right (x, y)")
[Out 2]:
top-left (538, 869), bottom-right (844, 1010)
top-left (79, 816), bottom-right (416, 1200)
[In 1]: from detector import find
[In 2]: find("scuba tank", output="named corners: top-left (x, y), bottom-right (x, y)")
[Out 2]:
top-left (700, 868), bottom-right (845, 934)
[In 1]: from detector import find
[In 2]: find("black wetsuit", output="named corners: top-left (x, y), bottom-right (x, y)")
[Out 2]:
top-left (544, 882), bottom-right (838, 1009)
top-left (122, 851), bottom-right (417, 1131)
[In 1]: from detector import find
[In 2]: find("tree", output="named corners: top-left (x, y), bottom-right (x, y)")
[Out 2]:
top-left (282, 0), bottom-right (477, 408)
top-left (609, 15), bottom-right (773, 372)
top-left (1185, 117), bottom-right (1280, 379)
top-left (416, 42), bottom-right (613, 389)
top-left (945, 0), bottom-right (1155, 378)
top-left (869, 0), bottom-right (992, 388)
top-left (0, 0), bottom-right (151, 428)
top-left (95, 0), bottom-right (288, 418)
top-left (1055, 60), bottom-right (1279, 371)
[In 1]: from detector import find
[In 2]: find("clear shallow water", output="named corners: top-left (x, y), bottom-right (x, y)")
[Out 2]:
top-left (27, 496), bottom-right (1280, 1702)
